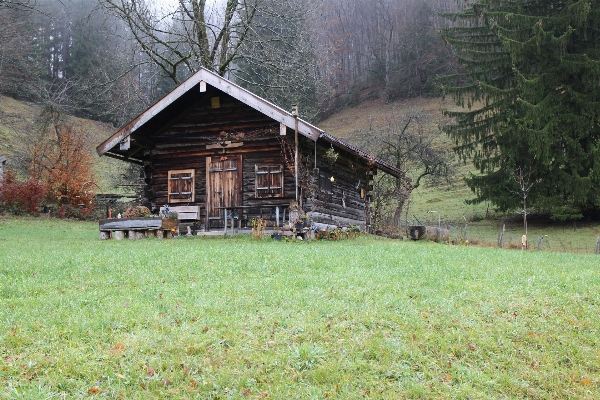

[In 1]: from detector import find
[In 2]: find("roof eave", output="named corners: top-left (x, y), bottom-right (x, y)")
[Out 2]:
top-left (318, 133), bottom-right (407, 180)
top-left (96, 68), bottom-right (322, 157)
top-left (95, 68), bottom-right (406, 181)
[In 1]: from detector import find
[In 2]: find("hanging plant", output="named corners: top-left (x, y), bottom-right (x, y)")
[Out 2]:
top-left (325, 147), bottom-right (339, 164)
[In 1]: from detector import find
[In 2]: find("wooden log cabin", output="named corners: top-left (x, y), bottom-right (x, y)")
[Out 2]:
top-left (96, 68), bottom-right (406, 233)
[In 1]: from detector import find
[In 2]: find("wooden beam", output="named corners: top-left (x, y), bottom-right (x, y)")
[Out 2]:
top-left (125, 145), bottom-right (144, 160)
top-left (103, 152), bottom-right (143, 165)
top-left (205, 141), bottom-right (244, 150)
top-left (130, 133), bottom-right (154, 149)
top-left (119, 136), bottom-right (130, 151)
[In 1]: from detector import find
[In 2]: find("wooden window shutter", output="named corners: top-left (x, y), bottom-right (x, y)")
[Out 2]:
top-left (168, 169), bottom-right (195, 203)
top-left (319, 169), bottom-right (333, 195)
top-left (255, 164), bottom-right (284, 198)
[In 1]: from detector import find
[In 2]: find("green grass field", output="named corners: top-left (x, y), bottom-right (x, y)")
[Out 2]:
top-left (1, 217), bottom-right (599, 399)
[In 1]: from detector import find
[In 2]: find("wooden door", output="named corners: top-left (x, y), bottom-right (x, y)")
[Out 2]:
top-left (206, 155), bottom-right (242, 229)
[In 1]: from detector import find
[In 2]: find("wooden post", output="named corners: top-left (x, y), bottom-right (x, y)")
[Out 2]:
top-left (134, 231), bottom-right (145, 239)
top-left (365, 170), bottom-right (372, 233)
top-left (128, 230), bottom-right (136, 239)
top-left (294, 114), bottom-right (299, 203)
top-left (292, 104), bottom-right (299, 204)
top-left (498, 224), bottom-right (505, 248)
top-left (99, 231), bottom-right (110, 240)
top-left (157, 230), bottom-right (165, 239)
top-left (113, 231), bottom-right (125, 240)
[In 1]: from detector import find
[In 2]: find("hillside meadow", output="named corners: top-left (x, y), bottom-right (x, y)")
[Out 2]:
top-left (0, 95), bottom-right (123, 193)
top-left (0, 217), bottom-right (599, 399)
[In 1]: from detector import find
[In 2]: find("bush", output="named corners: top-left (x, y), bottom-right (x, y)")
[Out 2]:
top-left (55, 204), bottom-right (97, 220)
top-left (123, 205), bottom-right (152, 218)
top-left (0, 170), bottom-right (48, 215)
top-left (29, 110), bottom-right (97, 214)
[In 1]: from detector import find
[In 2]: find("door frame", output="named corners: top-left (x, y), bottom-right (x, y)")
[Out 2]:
top-left (205, 155), bottom-right (243, 230)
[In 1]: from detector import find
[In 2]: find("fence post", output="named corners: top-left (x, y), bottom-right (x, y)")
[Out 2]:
top-left (595, 237), bottom-right (600, 254)
top-left (497, 224), bottom-right (505, 248)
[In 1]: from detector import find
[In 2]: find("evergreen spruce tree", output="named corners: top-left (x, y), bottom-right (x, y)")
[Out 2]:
top-left (440, 0), bottom-right (600, 219)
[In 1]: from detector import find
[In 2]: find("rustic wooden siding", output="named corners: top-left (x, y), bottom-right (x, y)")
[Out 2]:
top-left (132, 92), bottom-right (373, 231)
top-left (143, 135), bottom-right (298, 229)
top-left (300, 138), bottom-right (370, 229)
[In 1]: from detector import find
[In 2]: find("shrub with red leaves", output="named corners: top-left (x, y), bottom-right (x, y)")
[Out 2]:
top-left (0, 170), bottom-right (48, 215)
top-left (29, 114), bottom-right (97, 218)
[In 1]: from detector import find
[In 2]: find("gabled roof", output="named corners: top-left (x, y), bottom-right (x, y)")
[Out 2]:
top-left (96, 67), bottom-right (405, 178)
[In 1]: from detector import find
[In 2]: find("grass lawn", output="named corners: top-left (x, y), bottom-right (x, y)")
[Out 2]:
top-left (1, 217), bottom-right (599, 399)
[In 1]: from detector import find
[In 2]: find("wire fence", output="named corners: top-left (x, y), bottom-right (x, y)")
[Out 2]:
top-left (403, 217), bottom-right (600, 255)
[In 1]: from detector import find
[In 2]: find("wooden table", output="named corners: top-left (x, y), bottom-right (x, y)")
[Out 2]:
top-left (214, 206), bottom-right (251, 235)
top-left (214, 204), bottom-right (290, 234)
top-left (257, 204), bottom-right (290, 228)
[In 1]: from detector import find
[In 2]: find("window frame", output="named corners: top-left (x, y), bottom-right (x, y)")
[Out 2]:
top-left (168, 169), bottom-right (195, 203)
top-left (255, 164), bottom-right (284, 198)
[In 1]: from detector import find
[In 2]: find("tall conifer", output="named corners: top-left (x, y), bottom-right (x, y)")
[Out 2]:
top-left (440, 0), bottom-right (600, 219)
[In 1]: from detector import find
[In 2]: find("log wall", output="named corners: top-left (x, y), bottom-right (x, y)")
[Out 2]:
top-left (142, 135), bottom-right (298, 230)
top-left (300, 139), bottom-right (370, 229)
top-left (134, 92), bottom-right (373, 232)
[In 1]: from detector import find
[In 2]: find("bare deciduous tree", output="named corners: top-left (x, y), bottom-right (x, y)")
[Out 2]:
top-left (509, 166), bottom-right (537, 241)
top-left (102, 0), bottom-right (295, 83)
top-left (349, 114), bottom-right (452, 231)
top-left (0, 1), bottom-right (42, 97)
top-left (314, 0), bottom-right (459, 113)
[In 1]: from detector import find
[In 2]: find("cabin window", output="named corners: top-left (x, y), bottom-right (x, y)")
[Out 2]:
top-left (319, 169), bottom-right (333, 195)
top-left (168, 169), bottom-right (195, 203)
top-left (255, 164), bottom-right (284, 198)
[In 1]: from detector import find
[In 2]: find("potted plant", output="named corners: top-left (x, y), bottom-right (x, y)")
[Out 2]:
top-left (271, 226), bottom-right (283, 241)
top-left (294, 219), bottom-right (304, 231)
top-left (251, 217), bottom-right (266, 240)
top-left (299, 213), bottom-right (310, 225)
top-left (159, 205), bottom-right (178, 230)
top-left (325, 147), bottom-right (338, 164)
top-left (123, 205), bottom-right (152, 218)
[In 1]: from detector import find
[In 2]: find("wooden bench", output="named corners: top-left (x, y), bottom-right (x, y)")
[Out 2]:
top-left (99, 217), bottom-right (178, 240)
top-left (160, 205), bottom-right (201, 221)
